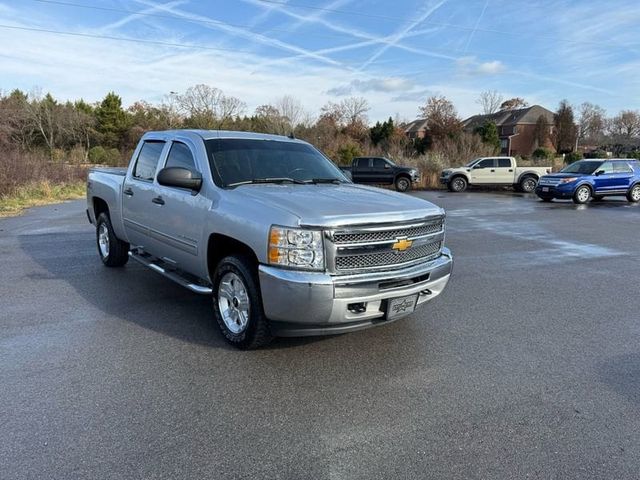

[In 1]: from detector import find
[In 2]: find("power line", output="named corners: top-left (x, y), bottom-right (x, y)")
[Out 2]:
top-left (0, 23), bottom-right (260, 55)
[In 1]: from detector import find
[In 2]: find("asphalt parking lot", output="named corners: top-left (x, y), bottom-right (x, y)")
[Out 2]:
top-left (2, 191), bottom-right (640, 479)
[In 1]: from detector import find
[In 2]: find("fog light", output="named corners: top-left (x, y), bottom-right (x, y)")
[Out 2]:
top-left (348, 302), bottom-right (367, 314)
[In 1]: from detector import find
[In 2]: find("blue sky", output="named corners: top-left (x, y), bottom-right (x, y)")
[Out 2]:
top-left (0, 0), bottom-right (638, 122)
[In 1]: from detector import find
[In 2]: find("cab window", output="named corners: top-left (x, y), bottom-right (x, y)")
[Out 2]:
top-left (132, 141), bottom-right (165, 181)
top-left (166, 142), bottom-right (196, 171)
top-left (497, 158), bottom-right (511, 168)
top-left (372, 158), bottom-right (387, 168)
top-left (477, 158), bottom-right (495, 168)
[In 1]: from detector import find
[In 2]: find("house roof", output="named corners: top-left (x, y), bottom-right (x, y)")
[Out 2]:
top-left (403, 118), bottom-right (429, 133)
top-left (462, 105), bottom-right (554, 131)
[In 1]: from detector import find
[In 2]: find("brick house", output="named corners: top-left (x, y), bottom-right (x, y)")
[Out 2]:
top-left (462, 105), bottom-right (556, 157)
top-left (403, 118), bottom-right (429, 139)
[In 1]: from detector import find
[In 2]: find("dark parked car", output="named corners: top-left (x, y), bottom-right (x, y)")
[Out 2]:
top-left (536, 159), bottom-right (640, 204)
top-left (340, 157), bottom-right (420, 192)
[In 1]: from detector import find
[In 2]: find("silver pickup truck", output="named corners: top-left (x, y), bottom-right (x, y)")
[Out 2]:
top-left (87, 130), bottom-right (453, 348)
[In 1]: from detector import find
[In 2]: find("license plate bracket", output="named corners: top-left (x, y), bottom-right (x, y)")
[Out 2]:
top-left (386, 294), bottom-right (419, 320)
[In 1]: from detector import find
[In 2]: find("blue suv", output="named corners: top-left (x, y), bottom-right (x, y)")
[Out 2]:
top-left (536, 159), bottom-right (640, 204)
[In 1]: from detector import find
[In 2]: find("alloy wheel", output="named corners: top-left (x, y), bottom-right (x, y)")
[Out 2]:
top-left (217, 272), bottom-right (251, 334)
top-left (98, 223), bottom-right (110, 258)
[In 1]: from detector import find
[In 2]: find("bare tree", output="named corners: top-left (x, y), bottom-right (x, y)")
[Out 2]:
top-left (272, 95), bottom-right (306, 130)
top-left (499, 97), bottom-right (528, 111)
top-left (25, 89), bottom-right (61, 156)
top-left (476, 90), bottom-right (503, 114)
top-left (176, 84), bottom-right (246, 129)
top-left (340, 97), bottom-right (370, 126)
top-left (608, 110), bottom-right (640, 139)
top-left (578, 102), bottom-right (606, 144)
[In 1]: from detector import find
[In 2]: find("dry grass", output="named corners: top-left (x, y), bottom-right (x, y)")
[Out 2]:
top-left (0, 180), bottom-right (86, 217)
top-left (0, 149), bottom-right (88, 217)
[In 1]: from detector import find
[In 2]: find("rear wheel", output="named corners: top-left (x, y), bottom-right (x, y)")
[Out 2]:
top-left (448, 176), bottom-right (467, 192)
top-left (627, 184), bottom-right (640, 203)
top-left (573, 185), bottom-right (591, 204)
top-left (395, 176), bottom-right (411, 192)
top-left (212, 255), bottom-right (272, 349)
top-left (96, 213), bottom-right (129, 267)
top-left (519, 175), bottom-right (538, 193)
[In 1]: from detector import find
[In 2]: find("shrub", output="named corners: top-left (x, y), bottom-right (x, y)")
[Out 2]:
top-left (564, 151), bottom-right (583, 164)
top-left (88, 146), bottom-right (122, 166)
top-left (336, 142), bottom-right (362, 166)
top-left (532, 148), bottom-right (552, 160)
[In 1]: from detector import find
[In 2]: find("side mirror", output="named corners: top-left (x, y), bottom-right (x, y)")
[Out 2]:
top-left (595, 170), bottom-right (605, 176)
top-left (157, 167), bottom-right (203, 192)
top-left (384, 163), bottom-right (391, 169)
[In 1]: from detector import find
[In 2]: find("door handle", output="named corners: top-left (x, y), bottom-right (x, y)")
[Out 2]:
top-left (508, 169), bottom-right (514, 172)
top-left (152, 196), bottom-right (165, 205)
top-left (123, 187), bottom-right (134, 196)
top-left (490, 169), bottom-right (495, 172)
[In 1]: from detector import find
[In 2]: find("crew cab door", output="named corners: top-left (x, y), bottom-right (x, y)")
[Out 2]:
top-left (469, 158), bottom-right (496, 184)
top-left (352, 158), bottom-right (371, 183)
top-left (371, 157), bottom-right (392, 183)
top-left (122, 140), bottom-right (167, 250)
top-left (145, 139), bottom-right (210, 273)
top-left (494, 158), bottom-right (515, 183)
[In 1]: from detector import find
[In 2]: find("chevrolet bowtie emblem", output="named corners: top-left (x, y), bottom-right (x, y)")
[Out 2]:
top-left (391, 237), bottom-right (413, 252)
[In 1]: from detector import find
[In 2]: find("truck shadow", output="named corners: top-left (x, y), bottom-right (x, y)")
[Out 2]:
top-left (18, 231), bottom-right (339, 350)
top-left (597, 353), bottom-right (640, 406)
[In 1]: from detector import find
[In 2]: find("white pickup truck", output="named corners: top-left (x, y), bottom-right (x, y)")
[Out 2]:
top-left (440, 156), bottom-right (551, 193)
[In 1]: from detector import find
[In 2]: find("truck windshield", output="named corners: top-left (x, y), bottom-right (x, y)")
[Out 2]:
top-left (465, 158), bottom-right (481, 167)
top-left (205, 139), bottom-right (349, 187)
top-left (561, 160), bottom-right (603, 174)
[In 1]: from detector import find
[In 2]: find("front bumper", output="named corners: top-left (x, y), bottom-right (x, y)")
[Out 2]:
top-left (535, 184), bottom-right (574, 199)
top-left (259, 248), bottom-right (453, 336)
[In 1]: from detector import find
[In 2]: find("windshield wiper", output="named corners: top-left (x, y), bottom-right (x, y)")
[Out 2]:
top-left (305, 178), bottom-right (343, 184)
top-left (227, 177), bottom-right (306, 187)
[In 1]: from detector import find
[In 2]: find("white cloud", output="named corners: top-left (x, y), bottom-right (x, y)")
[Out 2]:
top-left (327, 78), bottom-right (415, 96)
top-left (456, 56), bottom-right (505, 75)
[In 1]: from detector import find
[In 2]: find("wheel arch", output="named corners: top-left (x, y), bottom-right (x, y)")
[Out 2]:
top-left (516, 171), bottom-right (540, 183)
top-left (207, 233), bottom-right (259, 281)
top-left (93, 197), bottom-right (110, 220)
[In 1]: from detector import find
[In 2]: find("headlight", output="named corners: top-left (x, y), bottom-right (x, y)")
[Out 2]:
top-left (559, 177), bottom-right (578, 184)
top-left (268, 226), bottom-right (324, 270)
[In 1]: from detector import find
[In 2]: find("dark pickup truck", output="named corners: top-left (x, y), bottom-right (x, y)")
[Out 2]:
top-left (340, 157), bottom-right (420, 192)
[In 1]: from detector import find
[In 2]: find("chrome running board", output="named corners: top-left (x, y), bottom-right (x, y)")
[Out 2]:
top-left (128, 250), bottom-right (212, 295)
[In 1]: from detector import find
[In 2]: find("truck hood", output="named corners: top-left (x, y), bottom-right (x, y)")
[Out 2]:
top-left (229, 183), bottom-right (443, 227)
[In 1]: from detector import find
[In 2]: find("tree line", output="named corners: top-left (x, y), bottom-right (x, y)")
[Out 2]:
top-left (1, 85), bottom-right (638, 169)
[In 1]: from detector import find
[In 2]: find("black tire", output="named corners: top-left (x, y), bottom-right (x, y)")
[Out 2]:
top-left (573, 185), bottom-right (591, 204)
top-left (519, 175), bottom-right (538, 193)
top-left (96, 212), bottom-right (129, 267)
top-left (448, 176), bottom-right (468, 192)
top-left (395, 176), bottom-right (411, 192)
top-left (212, 255), bottom-right (273, 349)
top-left (627, 184), bottom-right (640, 203)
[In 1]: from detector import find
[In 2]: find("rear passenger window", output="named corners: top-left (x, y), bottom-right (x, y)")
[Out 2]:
top-left (133, 141), bottom-right (165, 181)
top-left (599, 162), bottom-right (614, 174)
top-left (614, 162), bottom-right (633, 173)
top-left (356, 158), bottom-right (368, 168)
top-left (166, 142), bottom-right (196, 170)
top-left (497, 158), bottom-right (511, 168)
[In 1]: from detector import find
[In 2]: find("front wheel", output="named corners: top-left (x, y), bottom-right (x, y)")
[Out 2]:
top-left (212, 255), bottom-right (273, 349)
top-left (395, 176), bottom-right (411, 192)
top-left (627, 184), bottom-right (640, 203)
top-left (519, 176), bottom-right (538, 193)
top-left (448, 176), bottom-right (467, 192)
top-left (573, 185), bottom-right (591, 204)
top-left (96, 213), bottom-right (129, 267)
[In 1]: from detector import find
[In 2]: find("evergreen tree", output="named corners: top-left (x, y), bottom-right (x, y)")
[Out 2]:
top-left (95, 92), bottom-right (129, 148)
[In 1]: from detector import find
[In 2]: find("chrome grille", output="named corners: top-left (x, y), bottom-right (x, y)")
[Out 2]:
top-left (332, 219), bottom-right (444, 245)
top-left (335, 241), bottom-right (442, 271)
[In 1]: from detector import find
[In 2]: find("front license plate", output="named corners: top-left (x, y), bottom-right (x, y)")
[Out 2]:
top-left (542, 187), bottom-right (549, 192)
top-left (387, 294), bottom-right (419, 320)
